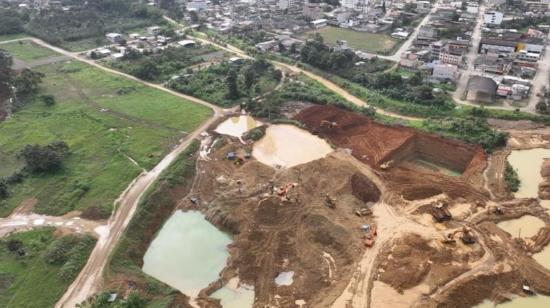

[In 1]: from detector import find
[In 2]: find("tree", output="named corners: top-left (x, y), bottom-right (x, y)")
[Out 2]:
top-left (243, 66), bottom-right (256, 89)
top-left (13, 69), bottom-right (44, 98)
top-left (19, 141), bottom-right (69, 173)
top-left (189, 11), bottom-right (199, 23)
top-left (0, 10), bottom-right (24, 35)
top-left (41, 94), bottom-right (56, 106)
top-left (408, 72), bottom-right (423, 86)
top-left (0, 179), bottom-right (8, 199)
top-left (226, 69), bottom-right (239, 99)
top-left (0, 50), bottom-right (13, 85)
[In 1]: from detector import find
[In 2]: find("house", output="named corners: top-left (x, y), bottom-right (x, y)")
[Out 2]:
top-left (517, 50), bottom-right (540, 62)
top-left (106, 33), bottom-right (123, 43)
top-left (518, 37), bottom-right (545, 54)
top-left (466, 76), bottom-right (498, 103)
top-left (391, 30), bottom-right (410, 40)
top-left (303, 2), bottom-right (323, 19)
top-left (229, 57), bottom-right (245, 64)
top-left (147, 26), bottom-right (162, 36)
top-left (479, 38), bottom-right (517, 54)
top-left (418, 25), bottom-right (439, 41)
top-left (439, 45), bottom-right (463, 66)
top-left (311, 19), bottom-right (328, 29)
top-left (432, 63), bottom-right (459, 81)
top-left (177, 40), bottom-right (197, 47)
top-left (484, 11), bottom-right (503, 26)
top-left (255, 40), bottom-right (278, 52)
top-left (400, 51), bottom-right (424, 69)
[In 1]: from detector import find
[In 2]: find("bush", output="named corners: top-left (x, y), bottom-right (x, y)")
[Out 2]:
top-left (19, 141), bottom-right (69, 173)
top-left (504, 162), bottom-right (520, 192)
top-left (0, 179), bottom-right (8, 199)
top-left (40, 94), bottom-right (56, 106)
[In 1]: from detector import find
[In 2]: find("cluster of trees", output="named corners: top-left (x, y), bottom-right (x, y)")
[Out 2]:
top-left (247, 77), bottom-right (350, 119)
top-left (504, 161), bottom-right (520, 192)
top-left (0, 50), bottom-right (48, 114)
top-left (352, 71), bottom-right (454, 109)
top-left (300, 34), bottom-right (358, 71)
top-left (423, 117), bottom-right (508, 152)
top-left (110, 45), bottom-right (215, 82)
top-left (0, 9), bottom-right (25, 35)
top-left (501, 16), bottom-right (550, 30)
top-left (19, 0), bottom-right (164, 45)
top-left (19, 141), bottom-right (70, 173)
top-left (169, 58), bottom-right (282, 107)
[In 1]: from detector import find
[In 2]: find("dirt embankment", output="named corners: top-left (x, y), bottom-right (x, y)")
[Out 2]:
top-left (539, 159), bottom-right (550, 199)
top-left (295, 105), bottom-right (489, 202)
top-left (177, 139), bottom-right (382, 308)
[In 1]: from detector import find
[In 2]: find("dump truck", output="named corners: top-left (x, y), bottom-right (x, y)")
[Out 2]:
top-left (361, 223), bottom-right (377, 247)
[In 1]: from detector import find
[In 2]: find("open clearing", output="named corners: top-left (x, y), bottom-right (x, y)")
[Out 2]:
top-left (0, 228), bottom-right (96, 308)
top-left (0, 44), bottom-right (212, 218)
top-left (301, 26), bottom-right (398, 53)
top-left (0, 40), bottom-right (59, 62)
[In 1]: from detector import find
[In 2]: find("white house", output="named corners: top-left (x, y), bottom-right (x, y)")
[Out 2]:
top-left (484, 11), bottom-right (504, 26)
top-left (177, 40), bottom-right (197, 47)
top-left (311, 19), bottom-right (328, 29)
top-left (105, 33), bottom-right (124, 43)
top-left (432, 63), bottom-right (459, 81)
top-left (278, 0), bottom-right (296, 10)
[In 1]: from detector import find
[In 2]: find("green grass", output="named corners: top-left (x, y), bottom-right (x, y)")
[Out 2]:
top-left (0, 41), bottom-right (58, 62)
top-left (301, 27), bottom-right (399, 54)
top-left (0, 228), bottom-right (96, 308)
top-left (0, 56), bottom-right (212, 218)
top-left (59, 37), bottom-right (110, 52)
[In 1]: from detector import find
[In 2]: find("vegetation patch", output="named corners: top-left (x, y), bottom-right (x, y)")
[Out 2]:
top-left (301, 27), bottom-right (398, 54)
top-left (0, 48), bottom-right (211, 217)
top-left (169, 58), bottom-right (282, 107)
top-left (0, 228), bottom-right (96, 307)
top-left (504, 161), bottom-right (520, 192)
top-left (0, 41), bottom-right (58, 62)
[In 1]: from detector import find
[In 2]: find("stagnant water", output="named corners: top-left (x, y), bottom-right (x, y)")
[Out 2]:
top-left (274, 271), bottom-right (294, 286)
top-left (211, 277), bottom-right (254, 308)
top-left (497, 215), bottom-right (545, 238)
top-left (476, 295), bottom-right (550, 307)
top-left (215, 115), bottom-right (261, 137)
top-left (507, 149), bottom-right (550, 198)
top-left (142, 211), bottom-right (232, 298)
top-left (252, 124), bottom-right (333, 168)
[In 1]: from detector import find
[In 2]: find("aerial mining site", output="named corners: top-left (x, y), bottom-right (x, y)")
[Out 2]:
top-left (97, 104), bottom-right (550, 308)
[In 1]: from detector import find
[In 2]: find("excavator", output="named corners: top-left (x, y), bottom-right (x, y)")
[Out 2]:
top-left (442, 226), bottom-right (476, 245)
top-left (320, 120), bottom-right (338, 129)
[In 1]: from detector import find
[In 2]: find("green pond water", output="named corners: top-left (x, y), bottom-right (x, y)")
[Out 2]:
top-left (142, 210), bottom-right (232, 298)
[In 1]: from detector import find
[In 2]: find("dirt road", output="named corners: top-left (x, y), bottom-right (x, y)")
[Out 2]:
top-left (526, 31), bottom-right (550, 113)
top-left (0, 37), bottom-right (227, 307)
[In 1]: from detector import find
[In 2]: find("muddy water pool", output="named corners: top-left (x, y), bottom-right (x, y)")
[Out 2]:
top-left (507, 149), bottom-right (550, 198)
top-left (476, 295), bottom-right (550, 307)
top-left (497, 215), bottom-right (545, 238)
top-left (211, 277), bottom-right (254, 308)
top-left (214, 115), bottom-right (261, 137)
top-left (252, 124), bottom-right (333, 168)
top-left (142, 210), bottom-right (232, 298)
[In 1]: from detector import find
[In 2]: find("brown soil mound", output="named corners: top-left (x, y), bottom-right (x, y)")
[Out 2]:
top-left (539, 159), bottom-right (550, 199)
top-left (402, 186), bottom-right (443, 201)
top-left (351, 173), bottom-right (381, 203)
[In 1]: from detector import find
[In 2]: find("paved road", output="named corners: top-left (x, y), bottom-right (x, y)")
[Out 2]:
top-left (381, 1), bottom-right (442, 62)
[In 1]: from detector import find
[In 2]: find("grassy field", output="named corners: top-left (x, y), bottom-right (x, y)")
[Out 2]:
top-left (0, 45), bottom-right (212, 218)
top-left (302, 26), bottom-right (398, 54)
top-left (0, 228), bottom-right (96, 307)
top-left (0, 41), bottom-right (58, 62)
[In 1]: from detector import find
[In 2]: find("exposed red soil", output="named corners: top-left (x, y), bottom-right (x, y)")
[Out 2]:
top-left (295, 105), bottom-right (489, 201)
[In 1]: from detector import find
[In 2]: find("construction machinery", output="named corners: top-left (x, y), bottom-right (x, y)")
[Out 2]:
top-left (325, 194), bottom-right (336, 209)
top-left (320, 120), bottom-right (338, 129)
top-left (431, 203), bottom-right (452, 222)
top-left (380, 160), bottom-right (394, 170)
top-left (361, 223), bottom-right (377, 247)
top-left (355, 207), bottom-right (373, 217)
top-left (441, 226), bottom-right (476, 245)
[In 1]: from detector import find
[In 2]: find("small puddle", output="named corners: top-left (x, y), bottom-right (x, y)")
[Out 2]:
top-left (497, 215), bottom-right (545, 238)
top-left (274, 271), bottom-right (294, 286)
top-left (142, 210), bottom-right (231, 298)
top-left (476, 295), bottom-right (550, 307)
top-left (507, 149), bottom-right (550, 198)
top-left (215, 115), bottom-right (261, 137)
top-left (211, 277), bottom-right (254, 308)
top-left (252, 124), bottom-right (333, 168)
